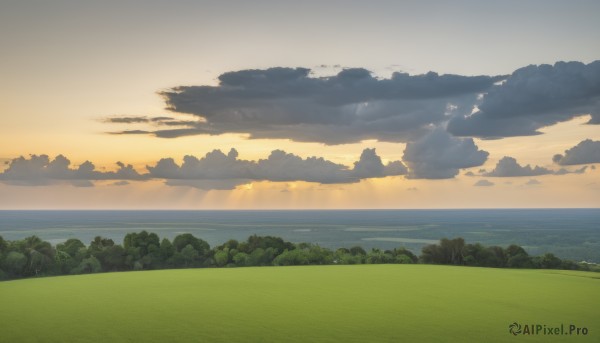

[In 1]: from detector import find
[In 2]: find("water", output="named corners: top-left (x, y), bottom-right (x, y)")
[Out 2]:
top-left (1, 209), bottom-right (599, 262)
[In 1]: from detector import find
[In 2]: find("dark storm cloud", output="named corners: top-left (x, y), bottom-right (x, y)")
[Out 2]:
top-left (402, 128), bottom-right (489, 179)
top-left (448, 61), bottom-right (600, 138)
top-left (553, 139), bottom-right (600, 165)
top-left (108, 67), bottom-right (501, 144)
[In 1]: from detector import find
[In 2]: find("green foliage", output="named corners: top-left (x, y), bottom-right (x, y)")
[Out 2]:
top-left (0, 233), bottom-right (591, 281)
top-left (4, 251), bottom-right (27, 276)
top-left (159, 238), bottom-right (175, 265)
top-left (0, 235), bottom-right (7, 253)
top-left (366, 249), bottom-right (395, 264)
top-left (57, 239), bottom-right (85, 257)
top-left (241, 235), bottom-right (295, 256)
top-left (173, 234), bottom-right (210, 256)
top-left (273, 249), bottom-right (310, 266)
top-left (124, 231), bottom-right (160, 256)
top-left (349, 246), bottom-right (367, 256)
top-left (214, 249), bottom-right (229, 267)
top-left (89, 236), bottom-right (115, 252)
top-left (71, 256), bottom-right (102, 274)
top-left (175, 244), bottom-right (199, 267)
top-left (232, 252), bottom-right (250, 266)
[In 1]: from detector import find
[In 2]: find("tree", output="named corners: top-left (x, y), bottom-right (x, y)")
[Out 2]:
top-left (177, 244), bottom-right (199, 267)
top-left (218, 239), bottom-right (239, 251)
top-left (16, 236), bottom-right (55, 276)
top-left (273, 249), bottom-right (310, 266)
top-left (123, 231), bottom-right (160, 257)
top-left (421, 238), bottom-right (465, 265)
top-left (232, 252), bottom-right (250, 266)
top-left (335, 253), bottom-right (363, 265)
top-left (366, 249), bottom-right (395, 264)
top-left (214, 249), bottom-right (229, 267)
top-left (540, 253), bottom-right (562, 269)
top-left (505, 244), bottom-right (528, 259)
top-left (395, 254), bottom-right (414, 264)
top-left (420, 244), bottom-right (443, 264)
top-left (349, 246), bottom-right (367, 256)
top-left (0, 235), bottom-right (7, 254)
top-left (481, 246), bottom-right (505, 267)
top-left (440, 238), bottom-right (465, 265)
top-left (159, 238), bottom-right (175, 266)
top-left (242, 235), bottom-right (294, 255)
top-left (173, 234), bottom-right (210, 256)
top-left (56, 239), bottom-right (85, 258)
top-left (102, 245), bottom-right (127, 271)
top-left (3, 251), bottom-right (27, 277)
top-left (71, 256), bottom-right (102, 274)
top-left (391, 248), bottom-right (417, 263)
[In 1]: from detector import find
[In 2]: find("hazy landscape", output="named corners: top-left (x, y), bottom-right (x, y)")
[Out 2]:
top-left (1, 209), bottom-right (599, 262)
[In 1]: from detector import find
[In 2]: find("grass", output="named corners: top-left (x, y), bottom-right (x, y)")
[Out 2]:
top-left (0, 265), bottom-right (598, 342)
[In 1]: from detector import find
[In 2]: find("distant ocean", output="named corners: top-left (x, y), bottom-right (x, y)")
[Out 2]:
top-left (1, 209), bottom-right (599, 262)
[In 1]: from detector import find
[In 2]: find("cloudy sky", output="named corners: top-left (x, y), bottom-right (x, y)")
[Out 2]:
top-left (1, 0), bottom-right (599, 209)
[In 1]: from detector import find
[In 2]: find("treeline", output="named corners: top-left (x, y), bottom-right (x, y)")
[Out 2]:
top-left (0, 233), bottom-right (597, 281)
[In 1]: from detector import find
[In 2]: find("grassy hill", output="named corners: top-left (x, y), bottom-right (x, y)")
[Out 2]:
top-left (0, 265), bottom-right (597, 342)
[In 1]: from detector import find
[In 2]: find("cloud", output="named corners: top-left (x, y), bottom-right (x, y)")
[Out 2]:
top-left (351, 148), bottom-right (407, 178)
top-left (554, 166), bottom-right (588, 175)
top-left (448, 61), bottom-right (600, 138)
top-left (110, 180), bottom-right (130, 186)
top-left (525, 179), bottom-right (541, 185)
top-left (0, 154), bottom-right (145, 186)
top-left (402, 128), bottom-right (489, 179)
top-left (164, 179), bottom-right (250, 190)
top-left (553, 139), bottom-right (600, 165)
top-left (483, 157), bottom-right (552, 177)
top-left (147, 149), bottom-right (253, 180)
top-left (483, 156), bottom-right (588, 177)
top-left (1, 149), bottom-right (407, 189)
top-left (107, 67), bottom-right (501, 144)
top-left (147, 148), bottom-right (407, 188)
top-left (110, 130), bottom-right (151, 135)
top-left (474, 179), bottom-right (494, 187)
top-left (105, 116), bottom-right (153, 124)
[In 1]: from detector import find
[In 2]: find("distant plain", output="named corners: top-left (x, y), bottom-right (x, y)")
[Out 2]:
top-left (1, 209), bottom-right (599, 261)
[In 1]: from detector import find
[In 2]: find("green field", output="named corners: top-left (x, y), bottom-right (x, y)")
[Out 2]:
top-left (0, 265), bottom-right (598, 342)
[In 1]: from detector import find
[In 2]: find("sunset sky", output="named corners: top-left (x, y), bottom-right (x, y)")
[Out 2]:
top-left (1, 0), bottom-right (599, 209)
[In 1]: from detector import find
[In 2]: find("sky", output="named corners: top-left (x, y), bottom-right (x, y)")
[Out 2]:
top-left (1, 0), bottom-right (599, 209)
